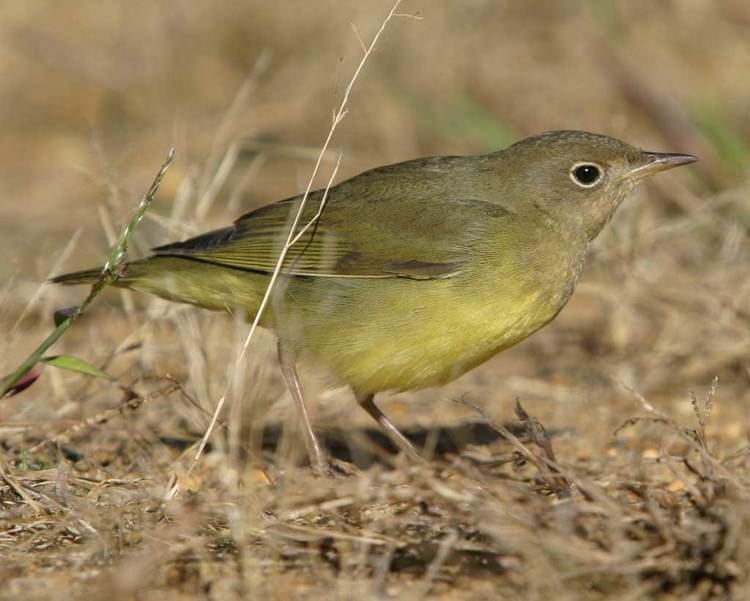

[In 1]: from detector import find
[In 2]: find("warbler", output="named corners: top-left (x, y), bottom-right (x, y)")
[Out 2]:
top-left (53, 130), bottom-right (696, 470)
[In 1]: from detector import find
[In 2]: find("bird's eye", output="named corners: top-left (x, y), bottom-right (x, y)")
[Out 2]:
top-left (570, 163), bottom-right (603, 187)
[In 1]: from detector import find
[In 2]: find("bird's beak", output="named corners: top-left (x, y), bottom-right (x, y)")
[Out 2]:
top-left (628, 151), bottom-right (698, 180)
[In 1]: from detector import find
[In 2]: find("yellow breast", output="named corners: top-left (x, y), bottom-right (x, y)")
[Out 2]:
top-left (286, 261), bottom-right (571, 394)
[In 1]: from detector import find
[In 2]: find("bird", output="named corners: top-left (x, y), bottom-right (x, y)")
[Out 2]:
top-left (52, 130), bottom-right (697, 472)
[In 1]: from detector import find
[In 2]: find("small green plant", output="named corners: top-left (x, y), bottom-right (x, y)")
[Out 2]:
top-left (0, 149), bottom-right (174, 400)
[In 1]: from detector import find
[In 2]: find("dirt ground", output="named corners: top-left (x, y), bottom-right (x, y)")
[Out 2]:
top-left (1, 2), bottom-right (749, 599)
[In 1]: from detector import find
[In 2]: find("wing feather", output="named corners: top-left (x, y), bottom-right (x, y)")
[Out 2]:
top-left (153, 162), bottom-right (510, 280)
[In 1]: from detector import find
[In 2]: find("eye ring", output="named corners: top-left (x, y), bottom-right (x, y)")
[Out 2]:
top-left (570, 162), bottom-right (603, 188)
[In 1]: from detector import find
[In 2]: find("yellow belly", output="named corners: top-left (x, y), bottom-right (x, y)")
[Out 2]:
top-left (283, 269), bottom-right (566, 394)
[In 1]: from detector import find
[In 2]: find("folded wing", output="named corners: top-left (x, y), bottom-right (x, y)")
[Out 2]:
top-left (154, 171), bottom-right (509, 280)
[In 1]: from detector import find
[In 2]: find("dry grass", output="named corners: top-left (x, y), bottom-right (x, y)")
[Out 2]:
top-left (1, 2), bottom-right (749, 599)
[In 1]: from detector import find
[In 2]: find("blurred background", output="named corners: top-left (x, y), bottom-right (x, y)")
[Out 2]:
top-left (1, 0), bottom-right (749, 474)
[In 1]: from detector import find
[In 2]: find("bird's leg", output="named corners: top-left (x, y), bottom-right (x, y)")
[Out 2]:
top-left (277, 341), bottom-right (327, 474)
top-left (355, 393), bottom-right (424, 462)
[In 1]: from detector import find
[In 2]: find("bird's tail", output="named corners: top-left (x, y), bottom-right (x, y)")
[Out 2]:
top-left (50, 261), bottom-right (147, 287)
top-left (50, 256), bottom-right (268, 314)
top-left (50, 267), bottom-right (110, 286)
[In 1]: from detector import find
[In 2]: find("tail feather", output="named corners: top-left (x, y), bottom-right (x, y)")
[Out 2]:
top-left (50, 261), bottom-right (147, 286)
top-left (50, 267), bottom-right (107, 286)
top-left (50, 256), bottom-right (268, 314)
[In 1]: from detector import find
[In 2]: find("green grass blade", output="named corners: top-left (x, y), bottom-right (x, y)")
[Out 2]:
top-left (0, 148), bottom-right (174, 399)
top-left (42, 355), bottom-right (114, 381)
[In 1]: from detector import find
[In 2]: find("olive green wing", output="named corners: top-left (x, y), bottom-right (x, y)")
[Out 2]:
top-left (153, 190), bottom-right (508, 280)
